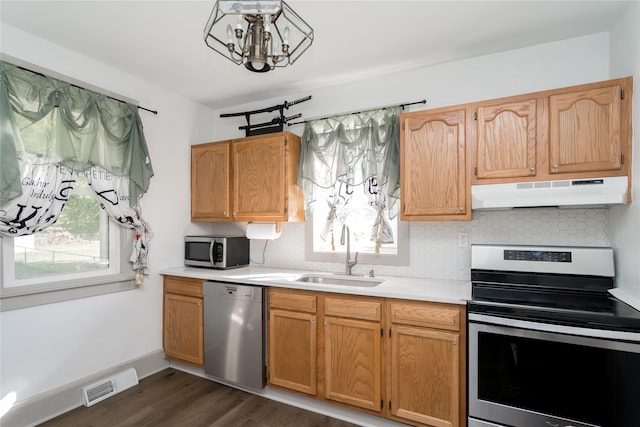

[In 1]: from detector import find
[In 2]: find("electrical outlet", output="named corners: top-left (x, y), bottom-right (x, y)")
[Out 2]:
top-left (457, 232), bottom-right (469, 248)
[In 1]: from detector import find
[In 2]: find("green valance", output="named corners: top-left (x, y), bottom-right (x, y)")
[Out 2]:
top-left (297, 106), bottom-right (402, 218)
top-left (0, 61), bottom-right (153, 207)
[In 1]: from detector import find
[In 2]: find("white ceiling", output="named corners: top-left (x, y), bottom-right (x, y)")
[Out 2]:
top-left (0, 1), bottom-right (634, 110)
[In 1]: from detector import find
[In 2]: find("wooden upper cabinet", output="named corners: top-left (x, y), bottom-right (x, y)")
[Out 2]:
top-left (191, 141), bottom-right (231, 221)
top-left (191, 131), bottom-right (304, 223)
top-left (474, 98), bottom-right (537, 180)
top-left (233, 133), bottom-right (288, 221)
top-left (549, 82), bottom-right (624, 174)
top-left (401, 107), bottom-right (469, 221)
top-left (469, 77), bottom-right (631, 202)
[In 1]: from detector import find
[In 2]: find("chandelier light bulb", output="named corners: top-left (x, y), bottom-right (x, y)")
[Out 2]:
top-left (263, 13), bottom-right (271, 33)
top-left (282, 26), bottom-right (290, 46)
top-left (226, 24), bottom-right (234, 44)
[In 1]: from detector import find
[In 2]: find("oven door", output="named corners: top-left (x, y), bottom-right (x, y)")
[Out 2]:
top-left (469, 314), bottom-right (640, 427)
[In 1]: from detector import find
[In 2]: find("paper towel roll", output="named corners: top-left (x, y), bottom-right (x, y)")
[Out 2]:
top-left (246, 223), bottom-right (282, 240)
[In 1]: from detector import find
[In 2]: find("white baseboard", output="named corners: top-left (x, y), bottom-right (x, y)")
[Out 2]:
top-left (2, 350), bottom-right (169, 427)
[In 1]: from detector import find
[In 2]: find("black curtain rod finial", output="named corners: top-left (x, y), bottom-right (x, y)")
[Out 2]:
top-left (138, 106), bottom-right (158, 115)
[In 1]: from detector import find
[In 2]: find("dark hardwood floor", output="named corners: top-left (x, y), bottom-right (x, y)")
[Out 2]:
top-left (40, 368), bottom-right (361, 427)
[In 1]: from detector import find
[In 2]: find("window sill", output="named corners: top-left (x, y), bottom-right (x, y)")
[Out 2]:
top-left (0, 274), bottom-right (137, 311)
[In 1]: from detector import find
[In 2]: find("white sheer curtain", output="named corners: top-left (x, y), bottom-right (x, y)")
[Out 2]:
top-left (0, 61), bottom-right (154, 279)
top-left (298, 107), bottom-right (401, 251)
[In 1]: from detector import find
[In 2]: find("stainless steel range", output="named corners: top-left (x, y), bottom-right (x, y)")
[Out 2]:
top-left (468, 245), bottom-right (640, 427)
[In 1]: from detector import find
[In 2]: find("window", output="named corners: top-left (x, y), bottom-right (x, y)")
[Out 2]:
top-left (1, 224), bottom-right (135, 311)
top-left (0, 61), bottom-right (151, 311)
top-left (305, 182), bottom-right (409, 266)
top-left (298, 107), bottom-right (406, 266)
top-left (0, 173), bottom-right (135, 311)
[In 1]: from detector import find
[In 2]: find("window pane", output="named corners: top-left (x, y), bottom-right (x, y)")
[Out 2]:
top-left (312, 184), bottom-right (398, 255)
top-left (13, 191), bottom-right (109, 280)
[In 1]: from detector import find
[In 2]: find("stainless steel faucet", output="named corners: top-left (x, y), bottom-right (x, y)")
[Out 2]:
top-left (340, 225), bottom-right (358, 275)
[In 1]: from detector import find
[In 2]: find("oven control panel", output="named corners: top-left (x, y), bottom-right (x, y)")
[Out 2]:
top-left (504, 250), bottom-right (572, 263)
top-left (471, 245), bottom-right (614, 277)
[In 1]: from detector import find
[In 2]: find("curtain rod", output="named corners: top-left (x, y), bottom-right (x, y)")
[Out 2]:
top-left (14, 65), bottom-right (158, 115)
top-left (287, 99), bottom-right (426, 126)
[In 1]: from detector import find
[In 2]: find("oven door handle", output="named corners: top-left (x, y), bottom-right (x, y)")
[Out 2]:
top-left (469, 313), bottom-right (640, 345)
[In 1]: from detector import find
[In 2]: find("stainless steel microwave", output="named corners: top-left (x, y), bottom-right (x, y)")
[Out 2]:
top-left (184, 236), bottom-right (249, 269)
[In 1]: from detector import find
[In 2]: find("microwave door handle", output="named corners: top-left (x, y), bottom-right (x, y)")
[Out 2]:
top-left (210, 240), bottom-right (216, 265)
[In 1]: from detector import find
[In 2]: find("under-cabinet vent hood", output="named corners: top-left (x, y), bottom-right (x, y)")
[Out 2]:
top-left (472, 176), bottom-right (628, 209)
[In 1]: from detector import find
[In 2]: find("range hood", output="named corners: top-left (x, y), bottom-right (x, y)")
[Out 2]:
top-left (472, 176), bottom-right (628, 209)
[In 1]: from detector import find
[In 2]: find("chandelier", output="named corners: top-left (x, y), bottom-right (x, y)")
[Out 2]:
top-left (203, 0), bottom-right (314, 73)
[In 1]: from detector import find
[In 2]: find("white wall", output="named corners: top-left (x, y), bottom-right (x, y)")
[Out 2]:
top-left (212, 32), bottom-right (610, 140)
top-left (0, 17), bottom-right (634, 417)
top-left (210, 33), bottom-right (617, 281)
top-left (610, 1), bottom-right (640, 301)
top-left (0, 25), bottom-right (217, 405)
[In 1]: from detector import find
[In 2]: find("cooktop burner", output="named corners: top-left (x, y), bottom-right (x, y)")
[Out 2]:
top-left (469, 245), bottom-right (640, 333)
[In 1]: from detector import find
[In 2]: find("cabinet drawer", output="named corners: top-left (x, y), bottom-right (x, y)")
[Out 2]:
top-left (390, 301), bottom-right (460, 331)
top-left (325, 296), bottom-right (382, 322)
top-left (269, 290), bottom-right (317, 313)
top-left (164, 276), bottom-right (203, 298)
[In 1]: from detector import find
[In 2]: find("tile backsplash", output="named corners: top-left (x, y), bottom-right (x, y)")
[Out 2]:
top-left (232, 208), bottom-right (609, 281)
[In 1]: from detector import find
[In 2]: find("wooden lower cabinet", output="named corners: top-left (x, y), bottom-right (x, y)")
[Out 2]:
top-left (268, 289), bottom-right (318, 395)
top-left (324, 316), bottom-right (382, 412)
top-left (269, 309), bottom-right (317, 395)
top-left (389, 325), bottom-right (460, 427)
top-left (162, 276), bottom-right (204, 367)
top-left (267, 289), bottom-right (466, 427)
top-left (388, 300), bottom-right (466, 427)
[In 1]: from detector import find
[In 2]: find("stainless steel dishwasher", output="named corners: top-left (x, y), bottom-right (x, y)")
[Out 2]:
top-left (203, 281), bottom-right (265, 390)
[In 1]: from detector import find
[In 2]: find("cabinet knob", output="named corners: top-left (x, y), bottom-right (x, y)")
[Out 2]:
top-left (552, 164), bottom-right (558, 169)
top-left (324, 320), bottom-right (328, 326)
top-left (310, 319), bottom-right (315, 324)
top-left (530, 166), bottom-right (535, 172)
top-left (232, 211), bottom-right (237, 216)
top-left (452, 339), bottom-right (457, 345)
top-left (459, 207), bottom-right (464, 212)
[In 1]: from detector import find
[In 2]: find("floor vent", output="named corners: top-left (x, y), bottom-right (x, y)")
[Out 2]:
top-left (81, 368), bottom-right (139, 407)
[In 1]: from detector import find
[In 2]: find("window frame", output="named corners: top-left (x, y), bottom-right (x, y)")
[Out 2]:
top-left (0, 226), bottom-right (136, 311)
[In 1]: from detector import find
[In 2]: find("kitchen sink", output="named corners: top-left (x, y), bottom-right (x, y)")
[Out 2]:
top-left (295, 274), bottom-right (383, 287)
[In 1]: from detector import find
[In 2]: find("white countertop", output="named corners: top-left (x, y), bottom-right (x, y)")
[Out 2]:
top-left (159, 266), bottom-right (471, 305)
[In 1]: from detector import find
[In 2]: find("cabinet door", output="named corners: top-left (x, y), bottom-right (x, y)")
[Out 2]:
top-left (191, 142), bottom-right (231, 221)
top-left (475, 99), bottom-right (537, 179)
top-left (401, 108), bottom-right (468, 220)
top-left (233, 134), bottom-right (287, 221)
top-left (324, 316), bottom-right (382, 412)
top-left (268, 309), bottom-right (317, 395)
top-left (389, 325), bottom-right (459, 427)
top-left (549, 84), bottom-right (622, 174)
top-left (163, 293), bottom-right (204, 366)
